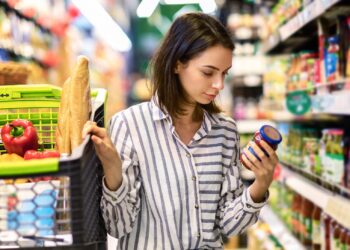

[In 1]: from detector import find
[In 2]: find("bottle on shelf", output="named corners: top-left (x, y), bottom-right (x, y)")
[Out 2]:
top-left (326, 36), bottom-right (340, 84)
top-left (340, 227), bottom-right (347, 250)
top-left (320, 212), bottom-right (331, 250)
top-left (319, 129), bottom-right (329, 179)
top-left (331, 221), bottom-right (341, 250)
top-left (291, 193), bottom-right (300, 237)
top-left (346, 230), bottom-right (350, 249)
top-left (312, 205), bottom-right (322, 250)
top-left (300, 197), bottom-right (314, 247)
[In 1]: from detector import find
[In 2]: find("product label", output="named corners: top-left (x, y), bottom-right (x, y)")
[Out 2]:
top-left (326, 153), bottom-right (344, 184)
top-left (312, 220), bottom-right (321, 244)
top-left (286, 91), bottom-right (311, 115)
top-left (332, 238), bottom-right (341, 250)
top-left (305, 217), bottom-right (313, 241)
top-left (320, 220), bottom-right (326, 250)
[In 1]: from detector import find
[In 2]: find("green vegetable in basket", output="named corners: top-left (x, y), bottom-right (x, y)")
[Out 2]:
top-left (1, 119), bottom-right (39, 156)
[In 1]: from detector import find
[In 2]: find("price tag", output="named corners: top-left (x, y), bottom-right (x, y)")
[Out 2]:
top-left (325, 196), bottom-right (350, 229)
top-left (286, 91), bottom-right (311, 115)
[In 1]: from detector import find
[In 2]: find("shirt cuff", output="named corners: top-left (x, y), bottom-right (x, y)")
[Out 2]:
top-left (242, 187), bottom-right (269, 213)
top-left (102, 175), bottom-right (128, 205)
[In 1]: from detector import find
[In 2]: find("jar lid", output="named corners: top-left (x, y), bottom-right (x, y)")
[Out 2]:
top-left (259, 125), bottom-right (282, 145)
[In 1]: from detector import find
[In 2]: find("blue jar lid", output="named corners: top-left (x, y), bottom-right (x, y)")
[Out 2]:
top-left (328, 36), bottom-right (338, 44)
top-left (259, 125), bottom-right (282, 145)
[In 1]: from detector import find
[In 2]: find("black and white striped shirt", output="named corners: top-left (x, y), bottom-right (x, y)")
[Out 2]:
top-left (101, 98), bottom-right (267, 250)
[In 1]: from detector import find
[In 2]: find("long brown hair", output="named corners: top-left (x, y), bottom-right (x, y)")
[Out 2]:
top-left (149, 12), bottom-right (234, 119)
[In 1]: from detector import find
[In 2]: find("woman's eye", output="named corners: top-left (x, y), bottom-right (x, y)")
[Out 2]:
top-left (202, 72), bottom-right (213, 77)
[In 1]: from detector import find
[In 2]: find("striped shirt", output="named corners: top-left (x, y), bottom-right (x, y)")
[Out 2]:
top-left (101, 98), bottom-right (267, 250)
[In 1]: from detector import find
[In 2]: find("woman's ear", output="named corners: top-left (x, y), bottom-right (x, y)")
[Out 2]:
top-left (174, 61), bottom-right (181, 74)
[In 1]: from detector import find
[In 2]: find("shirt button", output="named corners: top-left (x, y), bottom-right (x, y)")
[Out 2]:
top-left (195, 204), bottom-right (199, 209)
top-left (186, 153), bottom-right (191, 158)
top-left (192, 176), bottom-right (196, 181)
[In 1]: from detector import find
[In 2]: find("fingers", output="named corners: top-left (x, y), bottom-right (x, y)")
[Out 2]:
top-left (242, 141), bottom-right (279, 173)
top-left (241, 154), bottom-right (259, 172)
top-left (82, 121), bottom-right (107, 139)
top-left (243, 146), bottom-right (263, 169)
top-left (258, 140), bottom-right (274, 156)
top-left (249, 141), bottom-right (266, 160)
top-left (259, 141), bottom-right (279, 164)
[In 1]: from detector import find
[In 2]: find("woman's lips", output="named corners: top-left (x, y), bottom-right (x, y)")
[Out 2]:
top-left (204, 93), bottom-right (217, 100)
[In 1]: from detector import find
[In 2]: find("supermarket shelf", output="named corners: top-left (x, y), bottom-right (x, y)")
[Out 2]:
top-left (236, 120), bottom-right (276, 134)
top-left (259, 205), bottom-right (306, 250)
top-left (267, 110), bottom-right (339, 122)
top-left (279, 162), bottom-right (350, 229)
top-left (0, 45), bottom-right (52, 69)
top-left (280, 161), bottom-right (350, 199)
top-left (263, 0), bottom-right (349, 54)
top-left (312, 89), bottom-right (350, 115)
top-left (286, 79), bottom-right (350, 94)
top-left (0, 0), bottom-right (54, 36)
top-left (281, 163), bottom-right (332, 209)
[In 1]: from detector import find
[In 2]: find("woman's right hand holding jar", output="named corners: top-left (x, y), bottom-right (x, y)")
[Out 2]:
top-left (240, 125), bottom-right (282, 202)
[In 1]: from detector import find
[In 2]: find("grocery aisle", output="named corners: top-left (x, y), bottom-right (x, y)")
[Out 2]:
top-left (0, 0), bottom-right (350, 249)
top-left (244, 0), bottom-right (350, 249)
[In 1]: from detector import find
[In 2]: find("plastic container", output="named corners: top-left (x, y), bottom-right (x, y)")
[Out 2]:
top-left (240, 125), bottom-right (282, 169)
top-left (0, 84), bottom-right (107, 249)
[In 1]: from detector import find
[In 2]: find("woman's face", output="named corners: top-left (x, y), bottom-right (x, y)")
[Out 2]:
top-left (176, 45), bottom-right (232, 105)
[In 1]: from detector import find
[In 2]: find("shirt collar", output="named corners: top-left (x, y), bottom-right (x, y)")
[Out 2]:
top-left (204, 110), bottom-right (221, 128)
top-left (150, 96), bottom-right (170, 121)
top-left (150, 96), bottom-right (222, 127)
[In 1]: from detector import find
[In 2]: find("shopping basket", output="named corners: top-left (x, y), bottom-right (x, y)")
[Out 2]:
top-left (0, 84), bottom-right (107, 249)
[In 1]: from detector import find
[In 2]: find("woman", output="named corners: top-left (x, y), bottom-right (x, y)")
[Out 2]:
top-left (83, 12), bottom-right (278, 250)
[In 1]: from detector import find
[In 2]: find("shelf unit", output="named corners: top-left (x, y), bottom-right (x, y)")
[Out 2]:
top-left (0, 1), bottom-right (54, 36)
top-left (259, 205), bottom-right (306, 250)
top-left (0, 46), bottom-right (52, 69)
top-left (263, 0), bottom-right (350, 54)
top-left (286, 79), bottom-right (350, 94)
top-left (312, 89), bottom-right (350, 115)
top-left (267, 110), bottom-right (340, 123)
top-left (256, 0), bottom-right (350, 249)
top-left (0, 1), bottom-right (56, 68)
top-left (279, 162), bottom-right (350, 229)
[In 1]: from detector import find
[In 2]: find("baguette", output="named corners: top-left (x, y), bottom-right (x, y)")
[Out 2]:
top-left (69, 56), bottom-right (91, 150)
top-left (56, 77), bottom-right (71, 154)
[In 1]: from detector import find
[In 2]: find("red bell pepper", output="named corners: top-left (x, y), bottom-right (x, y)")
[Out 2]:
top-left (24, 150), bottom-right (60, 160)
top-left (1, 119), bottom-right (39, 156)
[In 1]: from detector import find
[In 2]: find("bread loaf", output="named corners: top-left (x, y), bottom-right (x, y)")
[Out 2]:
top-left (69, 56), bottom-right (91, 150)
top-left (55, 78), bottom-right (71, 154)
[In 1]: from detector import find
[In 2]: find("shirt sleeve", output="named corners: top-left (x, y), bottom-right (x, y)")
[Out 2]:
top-left (218, 123), bottom-right (268, 237)
top-left (100, 113), bottom-right (142, 239)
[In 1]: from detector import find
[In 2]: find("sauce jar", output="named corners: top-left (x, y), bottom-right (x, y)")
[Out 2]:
top-left (240, 125), bottom-right (282, 169)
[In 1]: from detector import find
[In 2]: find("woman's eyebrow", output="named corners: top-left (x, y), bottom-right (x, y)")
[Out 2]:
top-left (202, 65), bottom-right (232, 71)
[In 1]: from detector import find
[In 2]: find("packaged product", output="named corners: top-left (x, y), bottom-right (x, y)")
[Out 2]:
top-left (240, 125), bottom-right (282, 169)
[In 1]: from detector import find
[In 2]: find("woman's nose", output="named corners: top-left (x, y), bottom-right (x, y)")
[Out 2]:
top-left (212, 79), bottom-right (224, 90)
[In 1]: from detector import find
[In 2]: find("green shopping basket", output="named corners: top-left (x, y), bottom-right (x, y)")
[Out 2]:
top-left (0, 84), bottom-right (107, 249)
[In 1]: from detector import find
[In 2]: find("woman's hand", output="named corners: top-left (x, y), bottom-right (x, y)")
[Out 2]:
top-left (82, 121), bottom-right (123, 191)
top-left (241, 140), bottom-right (279, 202)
